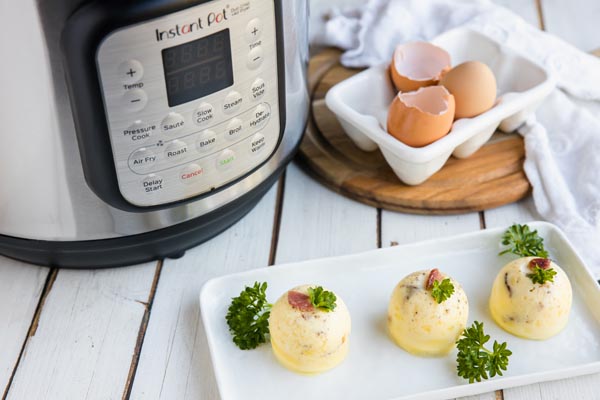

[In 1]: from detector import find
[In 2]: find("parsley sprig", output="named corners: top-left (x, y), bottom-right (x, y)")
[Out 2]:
top-left (431, 278), bottom-right (455, 304)
top-left (456, 321), bottom-right (512, 383)
top-left (527, 266), bottom-right (557, 285)
top-left (308, 286), bottom-right (337, 312)
top-left (499, 224), bottom-right (549, 258)
top-left (225, 282), bottom-right (272, 350)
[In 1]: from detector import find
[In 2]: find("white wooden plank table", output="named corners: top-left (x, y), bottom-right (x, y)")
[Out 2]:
top-left (1, 0), bottom-right (599, 399)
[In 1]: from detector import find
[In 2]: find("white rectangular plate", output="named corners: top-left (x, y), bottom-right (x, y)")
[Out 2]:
top-left (200, 222), bottom-right (600, 400)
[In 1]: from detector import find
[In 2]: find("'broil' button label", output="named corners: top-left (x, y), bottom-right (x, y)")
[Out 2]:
top-left (249, 104), bottom-right (271, 130)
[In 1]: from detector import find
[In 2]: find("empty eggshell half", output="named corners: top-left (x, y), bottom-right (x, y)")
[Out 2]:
top-left (390, 42), bottom-right (452, 92)
top-left (387, 86), bottom-right (456, 148)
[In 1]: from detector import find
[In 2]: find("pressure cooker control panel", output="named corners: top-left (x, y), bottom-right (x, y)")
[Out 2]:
top-left (96, 0), bottom-right (280, 207)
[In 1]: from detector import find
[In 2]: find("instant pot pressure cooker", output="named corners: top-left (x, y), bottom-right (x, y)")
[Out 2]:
top-left (0, 0), bottom-right (309, 268)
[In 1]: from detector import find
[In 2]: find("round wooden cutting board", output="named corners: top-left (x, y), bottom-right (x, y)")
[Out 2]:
top-left (296, 49), bottom-right (531, 215)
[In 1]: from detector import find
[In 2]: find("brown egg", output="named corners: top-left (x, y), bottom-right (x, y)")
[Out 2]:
top-left (390, 42), bottom-right (451, 92)
top-left (440, 61), bottom-right (497, 119)
top-left (387, 86), bottom-right (456, 148)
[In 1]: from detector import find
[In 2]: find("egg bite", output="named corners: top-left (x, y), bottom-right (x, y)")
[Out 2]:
top-left (388, 269), bottom-right (469, 356)
top-left (269, 285), bottom-right (351, 374)
top-left (490, 257), bottom-right (572, 340)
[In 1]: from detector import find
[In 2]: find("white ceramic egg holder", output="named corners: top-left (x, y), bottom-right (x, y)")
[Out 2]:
top-left (325, 28), bottom-right (556, 185)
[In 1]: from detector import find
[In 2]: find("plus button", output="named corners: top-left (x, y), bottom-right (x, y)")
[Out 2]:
top-left (126, 68), bottom-right (137, 78)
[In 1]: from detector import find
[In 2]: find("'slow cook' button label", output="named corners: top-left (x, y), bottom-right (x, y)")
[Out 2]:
top-left (194, 103), bottom-right (214, 127)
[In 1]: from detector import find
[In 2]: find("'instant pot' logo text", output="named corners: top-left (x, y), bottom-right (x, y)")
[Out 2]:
top-left (155, 9), bottom-right (228, 41)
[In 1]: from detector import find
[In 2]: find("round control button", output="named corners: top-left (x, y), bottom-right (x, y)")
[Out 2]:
top-left (225, 118), bottom-right (244, 141)
top-left (118, 60), bottom-right (144, 84)
top-left (142, 174), bottom-right (164, 195)
top-left (223, 91), bottom-right (243, 115)
top-left (123, 121), bottom-right (155, 144)
top-left (245, 18), bottom-right (263, 43)
top-left (194, 103), bottom-right (215, 127)
top-left (129, 148), bottom-right (157, 173)
top-left (251, 78), bottom-right (266, 101)
top-left (249, 103), bottom-right (271, 130)
top-left (247, 46), bottom-right (264, 70)
top-left (123, 89), bottom-right (148, 112)
top-left (180, 163), bottom-right (205, 185)
top-left (217, 149), bottom-right (236, 170)
top-left (161, 113), bottom-right (185, 134)
top-left (197, 130), bottom-right (217, 153)
top-left (249, 133), bottom-right (267, 156)
top-left (165, 140), bottom-right (189, 161)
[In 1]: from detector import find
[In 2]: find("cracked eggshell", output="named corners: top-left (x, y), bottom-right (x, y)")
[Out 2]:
top-left (390, 42), bottom-right (452, 92)
top-left (387, 86), bottom-right (456, 148)
top-left (440, 61), bottom-right (497, 119)
top-left (489, 257), bottom-right (573, 340)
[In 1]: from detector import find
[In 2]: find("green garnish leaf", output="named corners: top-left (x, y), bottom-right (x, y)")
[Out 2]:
top-left (430, 278), bottom-right (455, 304)
top-left (308, 286), bottom-right (337, 312)
top-left (499, 224), bottom-right (549, 258)
top-left (527, 266), bottom-right (558, 285)
top-left (456, 321), bottom-right (512, 383)
top-left (225, 282), bottom-right (272, 350)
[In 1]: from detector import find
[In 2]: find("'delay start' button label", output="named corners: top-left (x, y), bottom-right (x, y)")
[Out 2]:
top-left (249, 133), bottom-right (266, 155)
top-left (142, 174), bottom-right (164, 194)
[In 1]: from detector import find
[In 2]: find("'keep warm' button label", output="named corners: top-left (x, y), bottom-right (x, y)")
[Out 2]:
top-left (249, 133), bottom-right (266, 156)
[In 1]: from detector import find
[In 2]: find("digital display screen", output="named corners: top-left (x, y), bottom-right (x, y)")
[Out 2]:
top-left (162, 29), bottom-right (234, 107)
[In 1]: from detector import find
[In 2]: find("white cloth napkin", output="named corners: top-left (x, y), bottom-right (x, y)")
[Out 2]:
top-left (314, 0), bottom-right (600, 276)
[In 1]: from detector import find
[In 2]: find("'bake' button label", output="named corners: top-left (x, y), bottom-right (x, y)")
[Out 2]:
top-left (123, 121), bottom-right (155, 143)
top-left (250, 104), bottom-right (271, 130)
top-left (142, 175), bottom-right (164, 194)
top-left (197, 130), bottom-right (217, 153)
top-left (194, 103), bottom-right (214, 127)
top-left (180, 163), bottom-right (204, 184)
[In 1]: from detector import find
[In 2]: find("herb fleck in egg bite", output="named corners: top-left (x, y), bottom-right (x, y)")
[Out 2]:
top-left (388, 269), bottom-right (469, 356)
top-left (269, 285), bottom-right (351, 374)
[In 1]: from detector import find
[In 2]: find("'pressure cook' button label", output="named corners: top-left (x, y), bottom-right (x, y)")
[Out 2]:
top-left (251, 78), bottom-right (266, 101)
top-left (129, 148), bottom-right (157, 173)
top-left (250, 133), bottom-right (266, 156)
top-left (161, 113), bottom-right (185, 134)
top-left (223, 91), bottom-right (243, 115)
top-left (123, 121), bottom-right (155, 143)
top-left (180, 163), bottom-right (204, 184)
top-left (142, 174), bottom-right (164, 194)
top-left (197, 130), bottom-right (217, 153)
top-left (165, 140), bottom-right (188, 161)
top-left (217, 149), bottom-right (236, 170)
top-left (226, 118), bottom-right (244, 141)
top-left (250, 104), bottom-right (271, 130)
top-left (194, 103), bottom-right (214, 126)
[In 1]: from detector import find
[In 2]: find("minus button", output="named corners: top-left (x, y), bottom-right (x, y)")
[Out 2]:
top-left (122, 89), bottom-right (148, 112)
